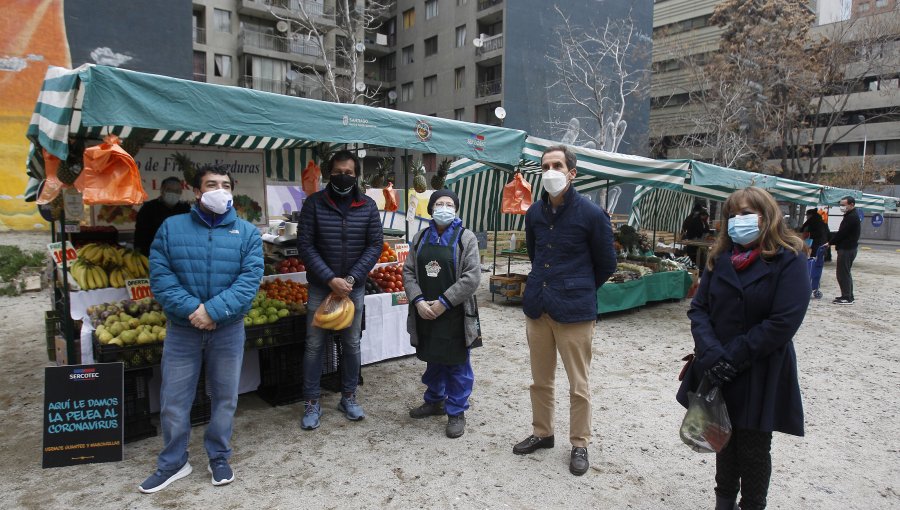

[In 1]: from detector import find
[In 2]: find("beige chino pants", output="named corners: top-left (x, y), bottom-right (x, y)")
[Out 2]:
top-left (525, 313), bottom-right (595, 448)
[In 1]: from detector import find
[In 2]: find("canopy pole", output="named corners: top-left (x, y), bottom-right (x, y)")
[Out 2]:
top-left (492, 169), bottom-right (501, 277)
top-left (404, 149), bottom-right (409, 242)
top-left (59, 206), bottom-right (75, 364)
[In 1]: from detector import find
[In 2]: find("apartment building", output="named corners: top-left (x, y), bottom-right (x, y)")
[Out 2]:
top-left (649, 0), bottom-right (900, 173)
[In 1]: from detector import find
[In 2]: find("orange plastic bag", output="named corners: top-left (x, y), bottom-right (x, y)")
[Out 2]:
top-left (36, 150), bottom-right (64, 205)
top-left (501, 172), bottom-right (533, 215)
top-left (75, 136), bottom-right (148, 205)
top-left (302, 160), bottom-right (321, 197)
top-left (383, 182), bottom-right (399, 212)
top-left (312, 292), bottom-right (356, 330)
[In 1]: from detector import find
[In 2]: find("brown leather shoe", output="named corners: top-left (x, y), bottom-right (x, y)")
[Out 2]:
top-left (513, 434), bottom-right (555, 455)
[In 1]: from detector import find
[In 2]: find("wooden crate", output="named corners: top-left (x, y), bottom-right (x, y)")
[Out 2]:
top-left (489, 273), bottom-right (527, 298)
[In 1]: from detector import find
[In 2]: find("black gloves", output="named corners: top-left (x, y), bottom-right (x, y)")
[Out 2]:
top-left (706, 360), bottom-right (738, 387)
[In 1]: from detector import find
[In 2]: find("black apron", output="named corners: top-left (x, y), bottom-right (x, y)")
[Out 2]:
top-left (414, 227), bottom-right (467, 365)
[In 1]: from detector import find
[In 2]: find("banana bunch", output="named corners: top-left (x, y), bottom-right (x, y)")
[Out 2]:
top-left (314, 297), bottom-right (355, 330)
top-left (70, 259), bottom-right (110, 290)
top-left (78, 243), bottom-right (124, 270)
top-left (123, 249), bottom-right (150, 278)
top-left (107, 267), bottom-right (133, 288)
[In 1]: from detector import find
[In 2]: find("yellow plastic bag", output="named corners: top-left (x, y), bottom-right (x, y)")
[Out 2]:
top-left (312, 292), bottom-right (356, 330)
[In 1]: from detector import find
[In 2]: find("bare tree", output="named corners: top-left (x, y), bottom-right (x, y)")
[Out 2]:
top-left (545, 6), bottom-right (651, 153)
top-left (271, 0), bottom-right (392, 104)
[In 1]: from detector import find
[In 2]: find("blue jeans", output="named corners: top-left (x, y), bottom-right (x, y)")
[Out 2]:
top-left (303, 284), bottom-right (364, 400)
top-left (157, 319), bottom-right (245, 471)
top-left (421, 350), bottom-right (474, 417)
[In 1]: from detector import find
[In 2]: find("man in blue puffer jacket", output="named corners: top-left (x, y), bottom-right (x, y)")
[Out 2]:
top-left (512, 145), bottom-right (616, 477)
top-left (139, 165), bottom-right (263, 494)
top-left (297, 151), bottom-right (382, 430)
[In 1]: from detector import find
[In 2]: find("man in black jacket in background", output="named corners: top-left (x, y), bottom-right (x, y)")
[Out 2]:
top-left (829, 196), bottom-right (861, 305)
top-left (134, 177), bottom-right (190, 255)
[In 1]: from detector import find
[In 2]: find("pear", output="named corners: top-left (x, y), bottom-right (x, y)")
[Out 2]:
top-left (137, 331), bottom-right (155, 344)
top-left (108, 337), bottom-right (124, 347)
top-left (98, 331), bottom-right (114, 344)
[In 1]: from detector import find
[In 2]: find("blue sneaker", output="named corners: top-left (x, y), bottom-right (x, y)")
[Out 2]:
top-left (208, 457), bottom-right (234, 486)
top-left (338, 394), bottom-right (365, 421)
top-left (138, 461), bottom-right (192, 494)
top-left (301, 400), bottom-right (321, 430)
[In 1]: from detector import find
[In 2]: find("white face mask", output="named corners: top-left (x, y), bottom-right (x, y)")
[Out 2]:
top-left (839, 205), bottom-right (848, 213)
top-left (161, 191), bottom-right (181, 207)
top-left (432, 206), bottom-right (456, 226)
top-left (200, 188), bottom-right (233, 214)
top-left (541, 170), bottom-right (569, 197)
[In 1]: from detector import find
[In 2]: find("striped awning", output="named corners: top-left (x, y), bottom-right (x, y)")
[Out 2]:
top-left (628, 186), bottom-right (696, 235)
top-left (769, 177), bottom-right (823, 206)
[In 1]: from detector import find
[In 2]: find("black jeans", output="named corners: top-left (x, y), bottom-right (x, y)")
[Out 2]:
top-left (715, 428), bottom-right (773, 510)
top-left (836, 248), bottom-right (857, 300)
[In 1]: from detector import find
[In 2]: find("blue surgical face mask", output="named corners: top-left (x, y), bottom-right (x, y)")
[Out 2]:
top-left (432, 207), bottom-right (456, 226)
top-left (727, 214), bottom-right (760, 246)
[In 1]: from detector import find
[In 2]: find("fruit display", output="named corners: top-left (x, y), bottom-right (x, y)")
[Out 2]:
top-left (233, 194), bottom-right (263, 223)
top-left (275, 257), bottom-right (306, 274)
top-left (364, 277), bottom-right (383, 295)
top-left (90, 297), bottom-right (167, 349)
top-left (259, 279), bottom-right (309, 308)
top-left (378, 242), bottom-right (398, 263)
top-left (71, 243), bottom-right (150, 290)
top-left (244, 291), bottom-right (293, 326)
top-left (313, 294), bottom-right (355, 330)
top-left (368, 263), bottom-right (405, 293)
top-left (96, 205), bottom-right (138, 225)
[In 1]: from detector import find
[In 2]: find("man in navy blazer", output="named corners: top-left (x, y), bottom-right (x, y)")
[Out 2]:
top-left (512, 145), bottom-right (616, 476)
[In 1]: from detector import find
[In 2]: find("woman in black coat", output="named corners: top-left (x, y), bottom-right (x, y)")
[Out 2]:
top-left (800, 209), bottom-right (830, 255)
top-left (677, 187), bottom-right (810, 510)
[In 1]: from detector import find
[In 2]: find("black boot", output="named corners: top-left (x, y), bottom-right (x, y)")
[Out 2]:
top-left (715, 495), bottom-right (738, 510)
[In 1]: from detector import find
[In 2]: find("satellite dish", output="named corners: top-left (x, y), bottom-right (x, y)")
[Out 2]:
top-left (494, 106), bottom-right (506, 120)
top-left (472, 38), bottom-right (484, 48)
top-left (276, 21), bottom-right (290, 33)
top-left (387, 90), bottom-right (398, 100)
top-left (358, 149), bottom-right (367, 158)
top-left (355, 82), bottom-right (367, 92)
top-left (286, 70), bottom-right (299, 82)
top-left (355, 42), bottom-right (366, 52)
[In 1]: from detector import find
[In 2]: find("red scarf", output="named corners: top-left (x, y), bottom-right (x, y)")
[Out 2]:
top-left (731, 246), bottom-right (761, 271)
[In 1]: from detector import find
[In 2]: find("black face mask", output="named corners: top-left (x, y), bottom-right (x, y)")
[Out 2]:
top-left (330, 173), bottom-right (357, 195)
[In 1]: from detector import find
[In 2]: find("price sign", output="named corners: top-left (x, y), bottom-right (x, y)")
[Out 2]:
top-left (125, 279), bottom-right (153, 300)
top-left (48, 242), bottom-right (78, 268)
top-left (406, 194), bottom-right (419, 222)
top-left (394, 243), bottom-right (410, 264)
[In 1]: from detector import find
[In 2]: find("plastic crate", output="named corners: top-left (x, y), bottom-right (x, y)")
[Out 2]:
top-left (124, 368), bottom-right (157, 443)
top-left (45, 310), bottom-right (59, 362)
top-left (257, 343), bottom-right (304, 406)
top-left (244, 315), bottom-right (304, 350)
top-left (190, 368), bottom-right (212, 426)
top-left (93, 335), bottom-right (164, 370)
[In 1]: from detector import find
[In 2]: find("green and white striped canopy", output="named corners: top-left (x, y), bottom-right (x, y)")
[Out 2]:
top-left (628, 186), bottom-right (696, 235)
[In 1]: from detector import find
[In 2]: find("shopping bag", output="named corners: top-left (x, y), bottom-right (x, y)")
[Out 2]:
top-left (36, 150), bottom-right (64, 205)
top-left (302, 160), bottom-right (321, 197)
top-left (76, 135), bottom-right (148, 205)
top-left (501, 172), bottom-right (533, 215)
top-left (383, 182), bottom-right (399, 212)
top-left (679, 376), bottom-right (732, 453)
top-left (312, 292), bottom-right (356, 330)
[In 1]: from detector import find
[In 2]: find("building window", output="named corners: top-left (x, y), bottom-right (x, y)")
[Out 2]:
top-left (214, 54), bottom-right (232, 77)
top-left (425, 36), bottom-right (438, 57)
top-left (455, 25), bottom-right (467, 48)
top-left (402, 45), bottom-right (414, 64)
top-left (457, 0), bottom-right (468, 4)
top-left (454, 67), bottom-right (465, 90)
top-left (401, 82), bottom-right (414, 102)
top-left (213, 8), bottom-right (231, 33)
top-left (425, 0), bottom-right (439, 19)
top-left (403, 8), bottom-right (415, 29)
top-left (424, 75), bottom-right (437, 97)
top-left (858, 2), bottom-right (870, 11)
top-left (875, 0), bottom-right (887, 6)
top-left (454, 108), bottom-right (465, 121)
top-left (193, 51), bottom-right (206, 81)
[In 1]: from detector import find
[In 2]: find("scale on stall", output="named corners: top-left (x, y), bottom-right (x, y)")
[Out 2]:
top-left (263, 214), bottom-right (301, 258)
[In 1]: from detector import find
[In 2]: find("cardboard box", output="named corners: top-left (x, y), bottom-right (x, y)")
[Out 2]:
top-left (489, 273), bottom-right (527, 298)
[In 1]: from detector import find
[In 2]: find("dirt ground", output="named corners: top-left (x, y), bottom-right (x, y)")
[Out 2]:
top-left (0, 231), bottom-right (898, 509)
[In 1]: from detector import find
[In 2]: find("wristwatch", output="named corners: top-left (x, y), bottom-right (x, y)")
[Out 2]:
top-left (345, 276), bottom-right (356, 286)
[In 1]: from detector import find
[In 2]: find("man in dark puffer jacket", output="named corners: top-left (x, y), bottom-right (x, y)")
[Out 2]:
top-left (297, 151), bottom-right (383, 430)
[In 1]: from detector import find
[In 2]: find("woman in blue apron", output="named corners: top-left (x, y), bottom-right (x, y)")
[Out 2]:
top-left (403, 190), bottom-right (482, 438)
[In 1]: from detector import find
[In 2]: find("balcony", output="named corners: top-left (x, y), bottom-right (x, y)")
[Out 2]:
top-left (475, 33), bottom-right (503, 57)
top-left (239, 0), bottom-right (336, 26)
top-left (477, 0), bottom-right (503, 11)
top-left (239, 75), bottom-right (324, 99)
top-left (193, 27), bottom-right (206, 45)
top-left (364, 68), bottom-right (396, 84)
top-left (363, 33), bottom-right (396, 56)
top-left (240, 29), bottom-right (336, 68)
top-left (476, 78), bottom-right (502, 98)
